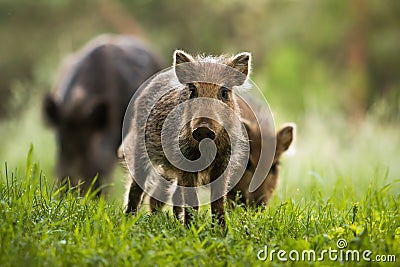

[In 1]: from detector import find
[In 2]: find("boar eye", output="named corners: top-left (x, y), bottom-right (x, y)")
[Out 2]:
top-left (188, 83), bottom-right (197, 99)
top-left (219, 86), bottom-right (230, 101)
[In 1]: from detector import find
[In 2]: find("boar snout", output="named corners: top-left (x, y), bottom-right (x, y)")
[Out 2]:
top-left (192, 126), bottom-right (216, 141)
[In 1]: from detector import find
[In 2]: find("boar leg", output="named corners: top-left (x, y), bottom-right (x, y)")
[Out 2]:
top-left (173, 172), bottom-right (199, 225)
top-left (183, 183), bottom-right (199, 226)
top-left (227, 169), bottom-right (253, 207)
top-left (149, 181), bottom-right (171, 212)
top-left (126, 180), bottom-right (144, 214)
top-left (149, 196), bottom-right (164, 212)
top-left (182, 172), bottom-right (199, 225)
top-left (210, 165), bottom-right (228, 227)
top-left (172, 186), bottom-right (184, 222)
top-left (125, 160), bottom-right (149, 214)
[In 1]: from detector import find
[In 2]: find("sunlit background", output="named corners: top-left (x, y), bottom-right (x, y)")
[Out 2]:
top-left (1, 0), bottom-right (399, 201)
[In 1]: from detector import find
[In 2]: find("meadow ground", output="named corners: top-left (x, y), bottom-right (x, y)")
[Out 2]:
top-left (0, 92), bottom-right (399, 266)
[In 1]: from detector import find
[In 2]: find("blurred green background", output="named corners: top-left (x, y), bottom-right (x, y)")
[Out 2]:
top-left (1, 0), bottom-right (399, 200)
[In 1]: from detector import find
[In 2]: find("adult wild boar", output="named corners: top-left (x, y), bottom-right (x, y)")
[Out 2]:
top-left (43, 34), bottom-right (163, 195)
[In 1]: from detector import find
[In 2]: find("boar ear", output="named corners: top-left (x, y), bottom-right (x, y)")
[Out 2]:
top-left (89, 102), bottom-right (109, 130)
top-left (173, 50), bottom-right (195, 66)
top-left (43, 93), bottom-right (60, 127)
top-left (228, 52), bottom-right (251, 78)
top-left (276, 124), bottom-right (295, 156)
top-left (174, 50), bottom-right (195, 84)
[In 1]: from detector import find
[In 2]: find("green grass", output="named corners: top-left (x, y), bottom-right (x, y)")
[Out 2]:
top-left (0, 84), bottom-right (399, 266)
top-left (0, 162), bottom-right (399, 266)
top-left (0, 145), bottom-right (399, 266)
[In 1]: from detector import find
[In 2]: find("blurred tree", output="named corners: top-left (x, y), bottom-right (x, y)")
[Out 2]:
top-left (98, 0), bottom-right (146, 38)
top-left (0, 1), bottom-right (104, 119)
top-left (346, 0), bottom-right (369, 122)
top-left (0, 0), bottom-right (399, 121)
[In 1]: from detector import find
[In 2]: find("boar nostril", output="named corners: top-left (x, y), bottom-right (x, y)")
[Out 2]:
top-left (206, 130), bottom-right (216, 140)
top-left (192, 127), bottom-right (215, 142)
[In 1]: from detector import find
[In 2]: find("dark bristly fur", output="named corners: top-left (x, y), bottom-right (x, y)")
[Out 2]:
top-left (43, 34), bottom-right (163, 195)
top-left (120, 50), bottom-right (251, 225)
